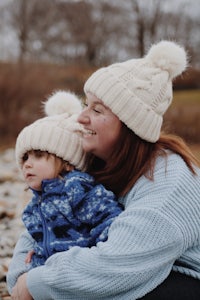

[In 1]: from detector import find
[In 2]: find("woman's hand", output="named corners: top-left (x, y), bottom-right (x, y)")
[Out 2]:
top-left (11, 273), bottom-right (33, 300)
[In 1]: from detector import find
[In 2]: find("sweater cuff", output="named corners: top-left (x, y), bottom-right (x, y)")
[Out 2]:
top-left (27, 266), bottom-right (50, 299)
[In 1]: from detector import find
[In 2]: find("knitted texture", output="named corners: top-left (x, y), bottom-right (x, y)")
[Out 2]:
top-left (7, 154), bottom-right (200, 299)
top-left (84, 41), bottom-right (187, 142)
top-left (22, 170), bottom-right (122, 267)
top-left (15, 91), bottom-right (86, 170)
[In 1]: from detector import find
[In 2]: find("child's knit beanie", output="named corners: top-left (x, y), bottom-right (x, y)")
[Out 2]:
top-left (84, 40), bottom-right (188, 142)
top-left (15, 91), bottom-right (86, 170)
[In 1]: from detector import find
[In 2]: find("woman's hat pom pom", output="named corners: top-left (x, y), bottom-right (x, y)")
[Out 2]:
top-left (146, 40), bottom-right (188, 79)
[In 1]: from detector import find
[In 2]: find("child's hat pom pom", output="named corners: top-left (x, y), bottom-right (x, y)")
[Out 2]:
top-left (44, 90), bottom-right (82, 117)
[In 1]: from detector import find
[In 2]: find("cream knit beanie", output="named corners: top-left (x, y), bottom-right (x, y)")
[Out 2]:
top-left (15, 91), bottom-right (86, 170)
top-left (84, 40), bottom-right (188, 142)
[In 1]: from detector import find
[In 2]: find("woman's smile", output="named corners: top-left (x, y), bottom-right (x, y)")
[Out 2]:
top-left (78, 93), bottom-right (122, 162)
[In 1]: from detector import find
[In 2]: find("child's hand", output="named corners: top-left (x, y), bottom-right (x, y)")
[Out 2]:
top-left (25, 250), bottom-right (35, 264)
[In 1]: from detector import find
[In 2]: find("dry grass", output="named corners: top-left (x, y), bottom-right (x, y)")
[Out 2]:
top-left (190, 144), bottom-right (200, 161)
top-left (173, 89), bottom-right (200, 104)
top-left (164, 89), bottom-right (200, 144)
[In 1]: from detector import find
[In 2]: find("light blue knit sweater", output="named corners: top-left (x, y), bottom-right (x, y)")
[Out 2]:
top-left (7, 153), bottom-right (200, 299)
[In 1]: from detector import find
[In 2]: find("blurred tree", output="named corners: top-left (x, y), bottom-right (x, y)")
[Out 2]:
top-left (128, 0), bottom-right (199, 60)
top-left (14, 0), bottom-right (29, 65)
top-left (39, 0), bottom-right (127, 65)
top-left (0, 0), bottom-right (199, 66)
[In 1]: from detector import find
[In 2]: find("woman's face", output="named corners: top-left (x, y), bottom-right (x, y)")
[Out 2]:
top-left (78, 93), bottom-right (122, 162)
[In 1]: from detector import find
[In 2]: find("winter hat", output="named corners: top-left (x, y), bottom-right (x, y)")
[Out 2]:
top-left (84, 40), bottom-right (187, 142)
top-left (15, 91), bottom-right (86, 170)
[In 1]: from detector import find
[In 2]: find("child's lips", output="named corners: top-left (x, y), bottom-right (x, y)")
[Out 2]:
top-left (26, 173), bottom-right (35, 180)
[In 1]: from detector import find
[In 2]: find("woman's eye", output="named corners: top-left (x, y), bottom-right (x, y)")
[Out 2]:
top-left (93, 105), bottom-right (104, 113)
top-left (93, 108), bottom-right (101, 113)
top-left (83, 102), bottom-right (103, 114)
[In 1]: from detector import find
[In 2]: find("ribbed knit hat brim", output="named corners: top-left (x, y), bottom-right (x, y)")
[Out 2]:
top-left (15, 118), bottom-right (86, 170)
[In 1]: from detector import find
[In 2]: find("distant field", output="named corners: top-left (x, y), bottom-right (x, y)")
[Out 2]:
top-left (173, 89), bottom-right (200, 104)
top-left (175, 90), bottom-right (200, 160)
top-left (164, 89), bottom-right (200, 146)
top-left (190, 144), bottom-right (200, 161)
top-left (170, 89), bottom-right (200, 161)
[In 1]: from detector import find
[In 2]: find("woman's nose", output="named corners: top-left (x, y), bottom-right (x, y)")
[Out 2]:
top-left (77, 110), bottom-right (89, 124)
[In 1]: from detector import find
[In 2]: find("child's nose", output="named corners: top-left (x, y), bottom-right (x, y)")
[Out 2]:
top-left (24, 158), bottom-right (32, 168)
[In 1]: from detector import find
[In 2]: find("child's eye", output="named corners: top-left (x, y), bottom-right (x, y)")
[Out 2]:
top-left (22, 153), bottom-right (28, 162)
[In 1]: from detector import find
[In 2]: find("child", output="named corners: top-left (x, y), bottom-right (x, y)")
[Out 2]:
top-left (15, 90), bottom-right (123, 268)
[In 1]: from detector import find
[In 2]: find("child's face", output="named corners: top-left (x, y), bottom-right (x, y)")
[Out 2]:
top-left (22, 150), bottom-right (62, 191)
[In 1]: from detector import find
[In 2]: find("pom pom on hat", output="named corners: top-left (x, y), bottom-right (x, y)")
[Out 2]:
top-left (84, 40), bottom-right (188, 142)
top-left (146, 40), bottom-right (188, 79)
top-left (44, 90), bottom-right (82, 117)
top-left (16, 90), bottom-right (86, 170)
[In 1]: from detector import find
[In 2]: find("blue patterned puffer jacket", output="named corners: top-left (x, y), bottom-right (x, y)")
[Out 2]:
top-left (22, 170), bottom-right (122, 267)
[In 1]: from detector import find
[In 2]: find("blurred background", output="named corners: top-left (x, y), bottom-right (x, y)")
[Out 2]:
top-left (0, 0), bottom-right (200, 151)
top-left (0, 1), bottom-right (199, 298)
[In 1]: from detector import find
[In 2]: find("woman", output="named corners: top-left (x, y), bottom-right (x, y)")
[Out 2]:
top-left (8, 40), bottom-right (200, 299)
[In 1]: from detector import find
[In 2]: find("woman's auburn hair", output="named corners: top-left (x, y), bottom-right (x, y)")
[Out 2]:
top-left (86, 124), bottom-right (199, 197)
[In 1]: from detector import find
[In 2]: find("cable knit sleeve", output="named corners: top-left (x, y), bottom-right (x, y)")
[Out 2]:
top-left (6, 231), bottom-right (35, 294)
top-left (15, 155), bottom-right (200, 299)
top-left (26, 211), bottom-right (184, 300)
